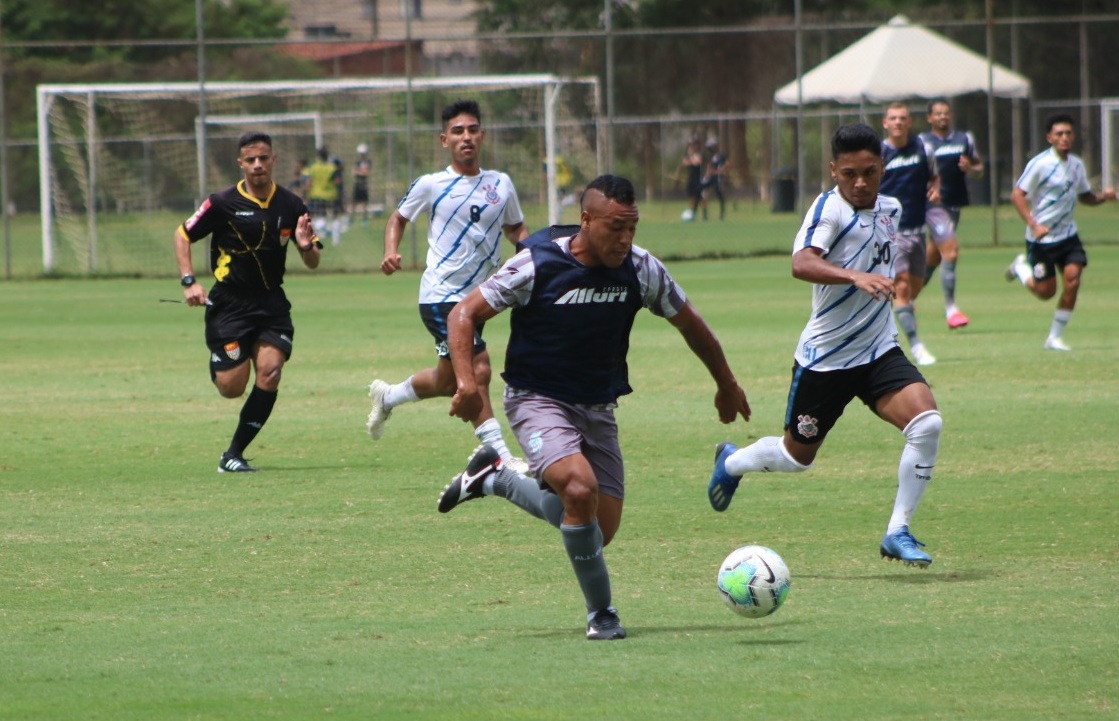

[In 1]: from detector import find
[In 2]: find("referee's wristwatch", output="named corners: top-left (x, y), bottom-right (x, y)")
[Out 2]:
top-left (180, 274), bottom-right (197, 288)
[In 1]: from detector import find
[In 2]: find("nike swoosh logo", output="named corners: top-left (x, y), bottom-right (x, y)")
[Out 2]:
top-left (860, 223), bottom-right (870, 228)
top-left (757, 558), bottom-right (777, 583)
top-left (460, 463), bottom-right (495, 492)
top-left (915, 464), bottom-right (935, 469)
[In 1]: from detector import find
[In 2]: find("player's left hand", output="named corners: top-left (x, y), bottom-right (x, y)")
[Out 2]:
top-left (715, 383), bottom-right (751, 424)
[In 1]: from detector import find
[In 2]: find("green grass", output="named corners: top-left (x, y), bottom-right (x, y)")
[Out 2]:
top-left (2, 224), bottom-right (1118, 718)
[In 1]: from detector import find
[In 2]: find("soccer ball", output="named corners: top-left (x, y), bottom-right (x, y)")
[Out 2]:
top-left (717, 545), bottom-right (791, 618)
top-left (680, 208), bottom-right (695, 222)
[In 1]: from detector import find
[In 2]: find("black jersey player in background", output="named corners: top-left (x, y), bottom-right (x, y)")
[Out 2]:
top-left (173, 131), bottom-right (322, 473)
top-left (436, 174), bottom-right (751, 640)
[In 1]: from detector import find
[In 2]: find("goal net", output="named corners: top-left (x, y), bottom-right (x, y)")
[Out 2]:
top-left (36, 75), bottom-right (601, 276)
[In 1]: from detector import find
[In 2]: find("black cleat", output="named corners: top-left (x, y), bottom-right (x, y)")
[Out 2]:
top-left (586, 607), bottom-right (627, 640)
top-left (437, 445), bottom-right (501, 513)
top-left (218, 452), bottom-right (257, 473)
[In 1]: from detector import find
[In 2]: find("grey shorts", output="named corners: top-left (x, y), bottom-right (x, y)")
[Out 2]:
top-left (925, 206), bottom-right (956, 244)
top-left (894, 227), bottom-right (928, 279)
top-left (503, 388), bottom-right (626, 500)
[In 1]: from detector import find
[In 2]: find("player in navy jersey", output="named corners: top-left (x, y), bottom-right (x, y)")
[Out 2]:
top-left (368, 99), bottom-right (528, 470)
top-left (436, 175), bottom-right (750, 639)
top-left (709, 123), bottom-right (943, 569)
top-left (920, 99), bottom-right (983, 330)
top-left (879, 102), bottom-right (940, 366)
top-left (173, 131), bottom-right (322, 473)
top-left (1007, 113), bottom-right (1116, 351)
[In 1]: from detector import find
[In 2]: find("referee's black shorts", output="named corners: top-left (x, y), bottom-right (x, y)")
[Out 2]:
top-left (205, 284), bottom-right (294, 375)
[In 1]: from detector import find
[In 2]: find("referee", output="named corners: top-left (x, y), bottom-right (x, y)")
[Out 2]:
top-left (173, 131), bottom-right (322, 473)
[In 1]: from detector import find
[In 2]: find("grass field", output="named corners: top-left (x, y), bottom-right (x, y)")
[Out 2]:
top-left (2, 208), bottom-right (1117, 719)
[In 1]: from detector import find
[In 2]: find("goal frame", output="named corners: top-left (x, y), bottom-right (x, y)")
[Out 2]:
top-left (36, 74), bottom-right (602, 274)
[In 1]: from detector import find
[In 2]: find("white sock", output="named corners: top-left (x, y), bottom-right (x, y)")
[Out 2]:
top-left (888, 410), bottom-right (942, 534)
top-left (1048, 309), bottom-right (1072, 340)
top-left (475, 417), bottom-right (515, 464)
top-left (725, 436), bottom-right (811, 476)
top-left (382, 377), bottom-right (420, 410)
top-left (1014, 257), bottom-right (1032, 285)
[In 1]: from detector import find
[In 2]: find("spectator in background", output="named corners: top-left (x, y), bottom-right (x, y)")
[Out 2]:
top-left (352, 143), bottom-right (372, 225)
top-left (702, 138), bottom-right (729, 221)
top-left (679, 138), bottom-right (706, 221)
top-left (306, 147), bottom-right (342, 246)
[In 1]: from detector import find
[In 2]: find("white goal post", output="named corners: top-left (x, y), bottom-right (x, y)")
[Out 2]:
top-left (1101, 97), bottom-right (1119, 192)
top-left (36, 75), bottom-right (601, 275)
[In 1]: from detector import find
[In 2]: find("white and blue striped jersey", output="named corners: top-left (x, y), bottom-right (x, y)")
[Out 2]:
top-left (1015, 148), bottom-right (1091, 245)
top-left (792, 189), bottom-right (902, 372)
top-left (397, 166), bottom-right (525, 303)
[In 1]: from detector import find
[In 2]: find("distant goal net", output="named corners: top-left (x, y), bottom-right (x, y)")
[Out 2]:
top-left (36, 75), bottom-right (601, 276)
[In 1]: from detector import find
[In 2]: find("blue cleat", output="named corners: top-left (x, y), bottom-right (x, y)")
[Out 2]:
top-left (707, 442), bottom-right (742, 512)
top-left (880, 527), bottom-right (933, 568)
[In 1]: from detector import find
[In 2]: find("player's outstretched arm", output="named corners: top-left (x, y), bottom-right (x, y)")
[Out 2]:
top-left (447, 290), bottom-right (501, 423)
top-left (667, 302), bottom-right (750, 424)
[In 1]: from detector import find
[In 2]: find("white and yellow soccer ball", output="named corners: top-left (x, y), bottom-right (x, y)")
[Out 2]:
top-left (717, 545), bottom-right (791, 618)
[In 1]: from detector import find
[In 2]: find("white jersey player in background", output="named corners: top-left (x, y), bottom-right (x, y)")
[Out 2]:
top-left (1006, 112), bottom-right (1116, 351)
top-left (708, 122), bottom-right (944, 568)
top-left (367, 99), bottom-right (529, 469)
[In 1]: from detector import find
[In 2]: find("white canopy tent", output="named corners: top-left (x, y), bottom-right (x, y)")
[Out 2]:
top-left (773, 15), bottom-right (1031, 242)
top-left (774, 15), bottom-right (1030, 105)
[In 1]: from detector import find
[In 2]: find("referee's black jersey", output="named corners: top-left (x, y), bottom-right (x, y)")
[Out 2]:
top-left (179, 180), bottom-right (310, 293)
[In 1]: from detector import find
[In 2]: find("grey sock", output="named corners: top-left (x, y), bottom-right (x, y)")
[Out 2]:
top-left (561, 521), bottom-right (612, 613)
top-left (940, 259), bottom-right (957, 306)
top-left (492, 466), bottom-right (565, 528)
top-left (894, 304), bottom-right (919, 346)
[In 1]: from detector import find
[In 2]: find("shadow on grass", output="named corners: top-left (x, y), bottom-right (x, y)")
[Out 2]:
top-left (801, 569), bottom-right (994, 584)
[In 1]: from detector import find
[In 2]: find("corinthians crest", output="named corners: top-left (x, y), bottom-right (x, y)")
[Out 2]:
top-left (796, 414), bottom-right (819, 439)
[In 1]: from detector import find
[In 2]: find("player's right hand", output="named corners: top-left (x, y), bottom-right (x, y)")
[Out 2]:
top-left (380, 253), bottom-right (402, 275)
top-left (184, 284), bottom-right (208, 307)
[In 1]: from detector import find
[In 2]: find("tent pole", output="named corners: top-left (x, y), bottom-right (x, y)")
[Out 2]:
top-left (986, 0), bottom-right (1000, 246)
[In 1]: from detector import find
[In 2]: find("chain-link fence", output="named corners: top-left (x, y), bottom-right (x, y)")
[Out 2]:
top-left (4, 7), bottom-right (1119, 276)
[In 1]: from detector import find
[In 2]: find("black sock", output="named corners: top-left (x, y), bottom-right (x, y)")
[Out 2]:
top-left (227, 386), bottom-right (277, 457)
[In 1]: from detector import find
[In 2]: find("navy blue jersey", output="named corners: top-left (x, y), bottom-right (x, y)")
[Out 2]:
top-left (920, 129), bottom-right (980, 208)
top-left (180, 181), bottom-right (309, 292)
top-left (880, 137), bottom-right (937, 231)
top-left (503, 238), bottom-right (644, 405)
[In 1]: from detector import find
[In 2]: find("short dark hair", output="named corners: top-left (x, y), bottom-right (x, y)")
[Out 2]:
top-left (1046, 113), bottom-right (1076, 133)
top-left (582, 174), bottom-right (636, 207)
top-left (831, 123), bottom-right (881, 159)
top-left (927, 98), bottom-right (950, 114)
top-left (239, 131), bottom-right (272, 149)
top-left (442, 99), bottom-right (481, 126)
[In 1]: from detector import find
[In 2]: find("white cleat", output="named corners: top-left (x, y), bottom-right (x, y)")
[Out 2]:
top-left (911, 343), bottom-right (937, 367)
top-left (1044, 337), bottom-right (1072, 352)
top-left (505, 456), bottom-right (532, 477)
top-left (366, 379), bottom-right (392, 440)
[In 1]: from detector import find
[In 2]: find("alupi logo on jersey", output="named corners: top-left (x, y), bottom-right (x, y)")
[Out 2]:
top-left (554, 286), bottom-right (629, 305)
top-left (482, 184), bottom-right (501, 205)
top-left (796, 414), bottom-right (819, 439)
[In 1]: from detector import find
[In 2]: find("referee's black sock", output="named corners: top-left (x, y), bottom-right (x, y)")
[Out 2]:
top-left (227, 386), bottom-right (277, 457)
